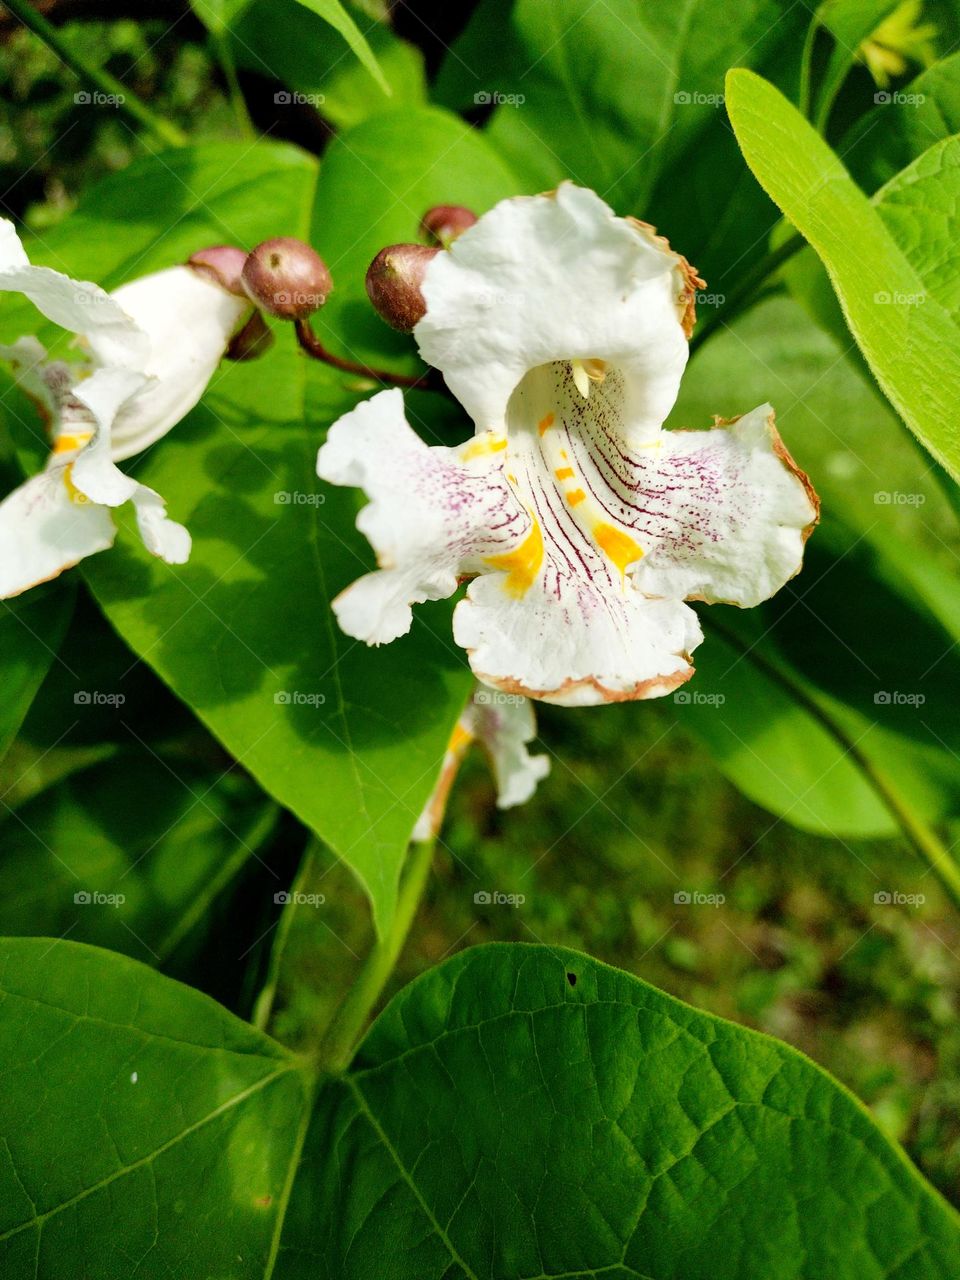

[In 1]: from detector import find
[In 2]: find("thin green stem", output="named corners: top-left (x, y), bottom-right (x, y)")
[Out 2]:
top-left (213, 30), bottom-right (255, 139)
top-left (252, 838), bottom-right (319, 1033)
top-left (708, 616), bottom-right (960, 911)
top-left (317, 839), bottom-right (436, 1072)
top-left (3, 0), bottom-right (187, 148)
top-left (689, 231), bottom-right (808, 356)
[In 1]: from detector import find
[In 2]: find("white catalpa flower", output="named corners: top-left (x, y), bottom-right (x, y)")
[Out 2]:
top-left (318, 184), bottom-right (819, 706)
top-left (413, 685), bottom-right (550, 841)
top-left (0, 220), bottom-right (251, 598)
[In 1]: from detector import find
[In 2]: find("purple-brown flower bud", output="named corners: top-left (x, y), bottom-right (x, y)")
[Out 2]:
top-left (241, 237), bottom-right (333, 320)
top-left (365, 243), bottom-right (440, 332)
top-left (187, 245), bottom-right (249, 297)
top-left (420, 204), bottom-right (477, 248)
top-left (225, 310), bottom-right (274, 362)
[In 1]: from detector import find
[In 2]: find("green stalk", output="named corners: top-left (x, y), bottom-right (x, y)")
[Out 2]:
top-left (689, 231), bottom-right (807, 356)
top-left (317, 839), bottom-right (436, 1072)
top-left (213, 29), bottom-right (255, 139)
top-left (3, 0), bottom-right (187, 148)
top-left (709, 617), bottom-right (960, 910)
top-left (252, 838), bottom-right (319, 1033)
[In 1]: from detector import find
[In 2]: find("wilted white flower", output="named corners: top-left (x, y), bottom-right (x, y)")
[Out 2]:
top-left (414, 684), bottom-right (549, 840)
top-left (0, 221), bottom-right (251, 597)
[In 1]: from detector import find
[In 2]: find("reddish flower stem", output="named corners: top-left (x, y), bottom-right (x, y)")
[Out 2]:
top-left (294, 317), bottom-right (440, 390)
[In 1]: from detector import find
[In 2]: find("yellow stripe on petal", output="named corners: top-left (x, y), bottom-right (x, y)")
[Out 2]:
top-left (594, 521), bottom-right (643, 580)
top-left (486, 520), bottom-right (543, 596)
top-left (538, 413), bottom-right (555, 436)
top-left (62, 464), bottom-right (90, 506)
top-left (460, 432), bottom-right (507, 461)
top-left (52, 430), bottom-right (93, 457)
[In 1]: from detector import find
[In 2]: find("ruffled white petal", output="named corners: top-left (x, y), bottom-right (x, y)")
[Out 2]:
top-left (95, 266), bottom-right (250, 460)
top-left (630, 405), bottom-right (819, 607)
top-left (0, 466), bottom-right (116, 598)
top-left (0, 219), bottom-right (147, 370)
top-left (69, 366), bottom-right (146, 506)
top-left (130, 484), bottom-right (191, 564)
top-left (318, 388), bottom-right (530, 645)
top-left (70, 366), bottom-right (190, 564)
top-left (415, 184), bottom-right (693, 438)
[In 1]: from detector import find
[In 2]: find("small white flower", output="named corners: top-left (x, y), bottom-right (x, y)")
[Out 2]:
top-left (318, 184), bottom-right (819, 706)
top-left (413, 684), bottom-right (550, 840)
top-left (0, 221), bottom-right (251, 598)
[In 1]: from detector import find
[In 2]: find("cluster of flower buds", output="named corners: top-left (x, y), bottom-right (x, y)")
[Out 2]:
top-left (187, 237), bottom-right (335, 361)
top-left (184, 204), bottom-right (479, 374)
top-left (364, 204), bottom-right (477, 333)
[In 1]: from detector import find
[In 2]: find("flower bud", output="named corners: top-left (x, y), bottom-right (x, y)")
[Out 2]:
top-left (420, 204), bottom-right (477, 248)
top-left (187, 245), bottom-right (249, 297)
top-left (226, 310), bottom-right (274, 362)
top-left (365, 244), bottom-right (440, 332)
top-left (241, 237), bottom-right (333, 320)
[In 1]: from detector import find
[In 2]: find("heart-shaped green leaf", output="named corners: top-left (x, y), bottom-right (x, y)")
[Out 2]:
top-left (2, 938), bottom-right (957, 1277)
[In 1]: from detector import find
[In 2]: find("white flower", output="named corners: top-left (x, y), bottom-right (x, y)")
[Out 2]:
top-left (0, 220), bottom-right (251, 598)
top-left (318, 184), bottom-right (819, 706)
top-left (413, 684), bottom-right (550, 841)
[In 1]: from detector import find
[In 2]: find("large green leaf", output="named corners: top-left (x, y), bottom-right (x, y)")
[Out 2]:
top-left (3, 939), bottom-right (958, 1277)
top-left (726, 67), bottom-right (960, 481)
top-left (436, 0), bottom-right (806, 212)
top-left (669, 294), bottom-right (960, 837)
top-left (0, 938), bottom-right (309, 1277)
top-left (0, 753), bottom-right (275, 966)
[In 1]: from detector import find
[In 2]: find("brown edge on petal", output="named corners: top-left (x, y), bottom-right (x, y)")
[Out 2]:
top-left (626, 217), bottom-right (705, 341)
top-left (674, 408), bottom-right (821, 609)
top-left (470, 661), bottom-right (695, 706)
top-left (712, 408), bottom-right (820, 545)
